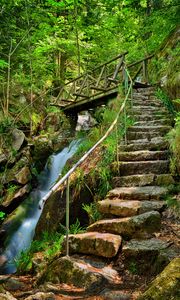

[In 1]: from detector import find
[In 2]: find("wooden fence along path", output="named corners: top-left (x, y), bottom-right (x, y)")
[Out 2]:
top-left (51, 52), bottom-right (154, 114)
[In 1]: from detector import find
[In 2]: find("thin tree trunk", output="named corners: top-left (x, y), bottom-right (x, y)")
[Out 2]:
top-left (6, 39), bottom-right (13, 116)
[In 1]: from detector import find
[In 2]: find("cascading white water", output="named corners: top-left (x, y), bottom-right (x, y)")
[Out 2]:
top-left (0, 140), bottom-right (80, 274)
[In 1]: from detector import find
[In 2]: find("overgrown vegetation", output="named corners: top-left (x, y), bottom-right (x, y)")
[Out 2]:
top-left (15, 218), bottom-right (85, 274)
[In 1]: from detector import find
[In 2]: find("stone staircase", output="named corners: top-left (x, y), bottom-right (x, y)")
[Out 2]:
top-left (42, 87), bottom-right (175, 293)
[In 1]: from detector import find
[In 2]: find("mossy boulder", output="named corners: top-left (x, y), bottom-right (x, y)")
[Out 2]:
top-left (138, 257), bottom-right (180, 300)
top-left (39, 256), bottom-right (106, 291)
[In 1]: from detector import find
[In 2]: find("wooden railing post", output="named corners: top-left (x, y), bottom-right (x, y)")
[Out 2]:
top-left (142, 59), bottom-right (148, 83)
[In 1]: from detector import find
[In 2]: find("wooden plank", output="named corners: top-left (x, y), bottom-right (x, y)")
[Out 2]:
top-left (73, 93), bottom-right (89, 98)
top-left (90, 86), bottom-right (107, 91)
top-left (128, 54), bottom-right (154, 68)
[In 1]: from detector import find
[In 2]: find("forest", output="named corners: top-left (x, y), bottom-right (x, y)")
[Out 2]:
top-left (0, 1), bottom-right (180, 299)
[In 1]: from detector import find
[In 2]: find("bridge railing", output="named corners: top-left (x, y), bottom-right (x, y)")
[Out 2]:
top-left (41, 65), bottom-right (133, 256)
top-left (56, 51), bottom-right (128, 104)
top-left (127, 54), bottom-right (154, 84)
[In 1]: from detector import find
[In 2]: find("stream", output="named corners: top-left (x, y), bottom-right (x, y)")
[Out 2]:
top-left (0, 140), bottom-right (80, 274)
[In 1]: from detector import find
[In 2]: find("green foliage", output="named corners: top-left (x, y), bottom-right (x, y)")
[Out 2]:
top-left (82, 203), bottom-right (101, 224)
top-left (128, 261), bottom-right (138, 275)
top-left (0, 211), bottom-right (6, 221)
top-left (0, 117), bottom-right (14, 134)
top-left (69, 219), bottom-right (85, 234)
top-left (155, 88), bottom-right (175, 116)
top-left (16, 231), bottom-right (64, 274)
top-left (7, 184), bottom-right (18, 195)
top-left (167, 106), bottom-right (180, 175)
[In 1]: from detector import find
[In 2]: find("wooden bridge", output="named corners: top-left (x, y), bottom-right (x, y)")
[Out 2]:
top-left (51, 52), bottom-right (154, 114)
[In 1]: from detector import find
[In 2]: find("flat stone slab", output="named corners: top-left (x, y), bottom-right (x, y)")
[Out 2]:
top-left (112, 174), bottom-right (174, 187)
top-left (107, 186), bottom-right (168, 200)
top-left (87, 211), bottom-right (161, 238)
top-left (117, 160), bottom-right (169, 175)
top-left (123, 238), bottom-right (171, 257)
top-left (127, 131), bottom-right (165, 140)
top-left (97, 199), bottom-right (166, 217)
top-left (119, 150), bottom-right (169, 161)
top-left (64, 232), bottom-right (122, 258)
top-left (129, 125), bottom-right (171, 132)
top-left (120, 137), bottom-right (168, 152)
top-left (134, 119), bottom-right (172, 126)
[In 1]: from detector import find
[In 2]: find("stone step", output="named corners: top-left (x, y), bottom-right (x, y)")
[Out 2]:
top-left (120, 137), bottom-right (168, 151)
top-left (64, 232), bottom-right (122, 258)
top-left (112, 174), bottom-right (174, 187)
top-left (122, 238), bottom-right (171, 258)
top-left (132, 114), bottom-right (167, 121)
top-left (131, 111), bottom-right (168, 117)
top-left (127, 131), bottom-right (165, 140)
top-left (119, 150), bottom-right (169, 161)
top-left (107, 186), bottom-right (168, 201)
top-left (116, 160), bottom-right (169, 176)
top-left (129, 125), bottom-right (171, 132)
top-left (134, 119), bottom-right (173, 126)
top-left (87, 211), bottom-right (161, 239)
top-left (98, 199), bottom-right (166, 217)
top-left (132, 101), bottom-right (162, 107)
top-left (122, 238), bottom-right (173, 274)
top-left (131, 105), bottom-right (167, 112)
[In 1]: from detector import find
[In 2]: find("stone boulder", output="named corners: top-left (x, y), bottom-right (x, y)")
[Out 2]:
top-left (5, 157), bottom-right (30, 184)
top-left (138, 257), bottom-right (180, 299)
top-left (64, 232), bottom-right (122, 257)
top-left (12, 129), bottom-right (25, 151)
top-left (39, 256), bottom-right (107, 291)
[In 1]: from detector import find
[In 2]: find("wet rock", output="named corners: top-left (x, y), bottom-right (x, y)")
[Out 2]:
top-left (24, 292), bottom-right (55, 300)
top-left (87, 211), bottom-right (161, 239)
top-left (39, 256), bottom-right (107, 291)
top-left (12, 129), bottom-right (25, 151)
top-left (138, 257), bottom-right (180, 300)
top-left (15, 166), bottom-right (31, 185)
top-left (98, 199), bottom-right (165, 217)
top-left (65, 232), bottom-right (122, 257)
top-left (107, 186), bottom-right (168, 201)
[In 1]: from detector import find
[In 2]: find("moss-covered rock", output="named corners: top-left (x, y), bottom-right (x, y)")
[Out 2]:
top-left (138, 257), bottom-right (180, 300)
top-left (39, 256), bottom-right (106, 291)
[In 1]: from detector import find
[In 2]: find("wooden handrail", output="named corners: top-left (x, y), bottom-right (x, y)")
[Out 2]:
top-left (127, 54), bottom-right (154, 68)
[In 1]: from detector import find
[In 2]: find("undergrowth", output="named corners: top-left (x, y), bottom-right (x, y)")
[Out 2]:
top-left (15, 219), bottom-right (85, 274)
